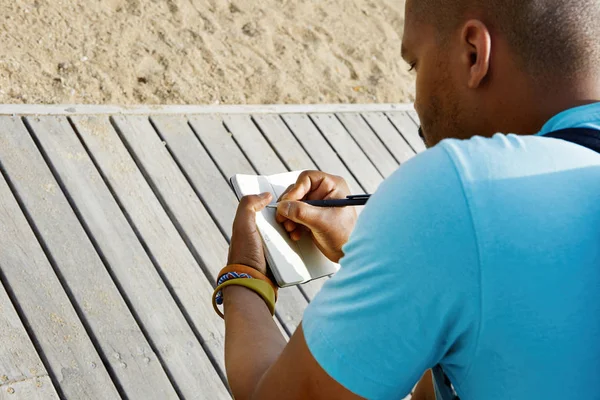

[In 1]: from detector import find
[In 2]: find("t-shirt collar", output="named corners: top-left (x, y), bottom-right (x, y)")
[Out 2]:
top-left (536, 102), bottom-right (600, 136)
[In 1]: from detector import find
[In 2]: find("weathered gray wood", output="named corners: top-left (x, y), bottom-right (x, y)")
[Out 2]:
top-left (72, 115), bottom-right (232, 379)
top-left (148, 116), bottom-right (237, 239)
top-left (0, 280), bottom-right (60, 399)
top-left (361, 112), bottom-right (416, 164)
top-left (310, 114), bottom-right (383, 193)
top-left (281, 114), bottom-right (363, 194)
top-left (386, 111), bottom-right (427, 153)
top-left (0, 375), bottom-right (57, 400)
top-left (222, 114), bottom-right (289, 175)
top-left (0, 162), bottom-right (119, 399)
top-left (26, 116), bottom-right (229, 399)
top-left (336, 113), bottom-right (399, 178)
top-left (252, 114), bottom-right (317, 172)
top-left (407, 110), bottom-right (420, 127)
top-left (127, 116), bottom-right (287, 339)
top-left (185, 114), bottom-right (310, 332)
top-left (0, 117), bottom-right (178, 399)
top-left (115, 115), bottom-right (296, 337)
top-left (222, 114), bottom-right (326, 299)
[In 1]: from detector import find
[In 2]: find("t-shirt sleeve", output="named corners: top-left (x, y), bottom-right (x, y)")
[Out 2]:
top-left (302, 144), bottom-right (481, 399)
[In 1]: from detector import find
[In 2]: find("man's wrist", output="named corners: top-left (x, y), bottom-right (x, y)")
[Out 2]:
top-left (223, 285), bottom-right (272, 313)
top-left (226, 256), bottom-right (267, 275)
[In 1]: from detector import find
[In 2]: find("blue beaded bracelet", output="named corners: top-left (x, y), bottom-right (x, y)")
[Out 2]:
top-left (215, 272), bottom-right (253, 305)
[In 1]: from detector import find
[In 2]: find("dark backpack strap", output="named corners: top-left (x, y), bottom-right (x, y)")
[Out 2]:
top-left (543, 127), bottom-right (600, 154)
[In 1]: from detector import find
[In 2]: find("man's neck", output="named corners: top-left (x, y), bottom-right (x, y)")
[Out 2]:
top-left (488, 73), bottom-right (600, 136)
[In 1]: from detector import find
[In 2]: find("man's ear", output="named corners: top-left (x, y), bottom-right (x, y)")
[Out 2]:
top-left (461, 19), bottom-right (492, 89)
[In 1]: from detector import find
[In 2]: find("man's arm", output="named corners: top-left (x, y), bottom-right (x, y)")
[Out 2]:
top-left (222, 188), bottom-right (361, 399)
top-left (224, 285), bottom-right (362, 400)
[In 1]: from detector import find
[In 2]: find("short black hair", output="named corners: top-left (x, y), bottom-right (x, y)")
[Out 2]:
top-left (412, 0), bottom-right (600, 79)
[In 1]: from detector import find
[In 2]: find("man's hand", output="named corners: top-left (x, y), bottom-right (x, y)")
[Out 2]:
top-left (275, 171), bottom-right (358, 263)
top-left (228, 192), bottom-right (273, 274)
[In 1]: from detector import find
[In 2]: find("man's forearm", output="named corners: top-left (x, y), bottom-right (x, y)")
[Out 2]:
top-left (223, 285), bottom-right (287, 400)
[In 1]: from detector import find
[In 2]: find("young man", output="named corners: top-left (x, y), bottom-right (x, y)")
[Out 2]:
top-left (220, 0), bottom-right (600, 398)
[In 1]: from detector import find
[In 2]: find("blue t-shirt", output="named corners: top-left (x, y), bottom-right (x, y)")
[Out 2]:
top-left (303, 103), bottom-right (600, 399)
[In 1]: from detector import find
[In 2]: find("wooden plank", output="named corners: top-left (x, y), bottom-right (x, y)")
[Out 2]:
top-left (0, 375), bottom-right (57, 400)
top-left (26, 116), bottom-right (229, 399)
top-left (0, 279), bottom-right (60, 399)
top-left (361, 112), bottom-right (416, 164)
top-left (252, 114), bottom-right (317, 172)
top-left (310, 114), bottom-right (383, 193)
top-left (222, 114), bottom-right (288, 175)
top-left (222, 115), bottom-right (326, 299)
top-left (116, 115), bottom-right (300, 336)
top-left (336, 113), bottom-right (399, 178)
top-left (280, 114), bottom-right (363, 194)
top-left (0, 117), bottom-right (178, 399)
top-left (407, 110), bottom-right (420, 126)
top-left (148, 116), bottom-right (237, 239)
top-left (181, 114), bottom-right (309, 332)
top-left (386, 111), bottom-right (427, 153)
top-left (72, 115), bottom-right (229, 377)
top-left (0, 162), bottom-right (119, 399)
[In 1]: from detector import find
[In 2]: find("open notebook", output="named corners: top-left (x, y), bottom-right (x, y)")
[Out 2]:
top-left (230, 171), bottom-right (340, 287)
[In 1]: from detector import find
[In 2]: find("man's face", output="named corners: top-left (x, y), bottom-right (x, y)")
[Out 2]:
top-left (402, 0), bottom-right (466, 147)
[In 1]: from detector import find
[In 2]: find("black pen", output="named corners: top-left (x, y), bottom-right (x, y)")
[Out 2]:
top-left (266, 194), bottom-right (371, 208)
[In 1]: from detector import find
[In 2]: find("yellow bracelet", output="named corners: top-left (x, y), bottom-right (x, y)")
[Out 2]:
top-left (212, 278), bottom-right (276, 319)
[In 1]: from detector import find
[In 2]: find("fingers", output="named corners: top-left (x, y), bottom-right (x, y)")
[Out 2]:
top-left (277, 184), bottom-right (295, 202)
top-left (290, 226), bottom-right (308, 241)
top-left (232, 192), bottom-right (273, 234)
top-left (283, 219), bottom-right (297, 232)
top-left (282, 170), bottom-right (345, 202)
top-left (228, 192), bottom-right (272, 272)
top-left (239, 192), bottom-right (273, 212)
top-left (276, 200), bottom-right (322, 231)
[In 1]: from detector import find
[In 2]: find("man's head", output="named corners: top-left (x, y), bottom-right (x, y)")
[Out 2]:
top-left (403, 0), bottom-right (600, 147)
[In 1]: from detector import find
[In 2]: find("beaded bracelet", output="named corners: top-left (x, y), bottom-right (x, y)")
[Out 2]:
top-left (217, 264), bottom-right (279, 299)
top-left (214, 272), bottom-right (252, 305)
top-left (212, 278), bottom-right (276, 319)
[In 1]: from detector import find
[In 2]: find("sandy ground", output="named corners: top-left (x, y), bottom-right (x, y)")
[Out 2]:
top-left (0, 0), bottom-right (414, 105)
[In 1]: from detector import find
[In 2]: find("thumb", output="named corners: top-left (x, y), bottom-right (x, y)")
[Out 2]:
top-left (277, 200), bottom-right (323, 231)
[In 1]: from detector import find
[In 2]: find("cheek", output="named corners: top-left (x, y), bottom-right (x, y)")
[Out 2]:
top-left (413, 60), bottom-right (459, 146)
top-left (413, 63), bottom-right (439, 132)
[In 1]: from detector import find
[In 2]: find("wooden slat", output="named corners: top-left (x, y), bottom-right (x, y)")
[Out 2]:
top-left (184, 114), bottom-right (309, 333)
top-left (222, 114), bottom-right (289, 175)
top-left (386, 111), bottom-right (427, 153)
top-left (336, 113), bottom-right (399, 178)
top-left (0, 117), bottom-right (177, 399)
top-left (361, 112), bottom-right (416, 164)
top-left (125, 115), bottom-right (288, 339)
top-left (148, 116), bottom-right (237, 239)
top-left (222, 114), bottom-right (325, 299)
top-left (26, 116), bottom-right (229, 399)
top-left (72, 115), bottom-right (230, 378)
top-left (281, 114), bottom-right (363, 194)
top-left (0, 376), bottom-right (57, 400)
top-left (407, 110), bottom-right (420, 126)
top-left (310, 114), bottom-right (383, 193)
top-left (0, 159), bottom-right (119, 399)
top-left (252, 114), bottom-right (317, 172)
top-left (0, 280), bottom-right (59, 399)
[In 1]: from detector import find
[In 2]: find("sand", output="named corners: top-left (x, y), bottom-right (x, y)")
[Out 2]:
top-left (0, 0), bottom-right (414, 105)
